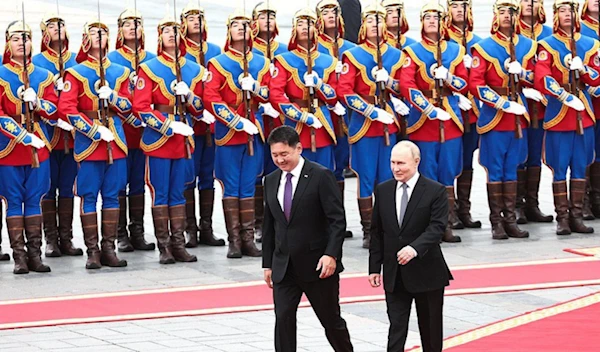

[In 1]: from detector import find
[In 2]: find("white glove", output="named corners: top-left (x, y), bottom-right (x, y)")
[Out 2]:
top-left (374, 108), bottom-right (395, 124)
top-left (335, 60), bottom-right (343, 74)
top-left (200, 111), bottom-right (216, 124)
top-left (260, 102), bottom-right (280, 118)
top-left (508, 61), bottom-right (523, 76)
top-left (56, 77), bottom-right (65, 91)
top-left (130, 74), bottom-right (138, 87)
top-left (570, 56), bottom-right (584, 73)
top-left (27, 133), bottom-right (45, 149)
top-left (563, 94), bottom-right (585, 111)
top-left (21, 87), bottom-right (38, 108)
top-left (502, 101), bottom-right (527, 115)
top-left (332, 102), bottom-right (347, 116)
top-left (433, 107), bottom-right (451, 121)
top-left (57, 119), bottom-right (74, 132)
top-left (97, 85), bottom-right (113, 100)
top-left (454, 93), bottom-right (473, 111)
top-left (140, 121), bottom-right (147, 127)
top-left (201, 69), bottom-right (209, 82)
top-left (374, 68), bottom-right (389, 84)
top-left (241, 118), bottom-right (259, 135)
top-left (303, 71), bottom-right (321, 88)
top-left (269, 63), bottom-right (275, 76)
top-left (522, 88), bottom-right (544, 102)
top-left (434, 66), bottom-right (449, 81)
top-left (307, 114), bottom-right (323, 129)
top-left (174, 81), bottom-right (191, 100)
top-left (463, 55), bottom-right (473, 69)
top-left (170, 121), bottom-right (194, 136)
top-left (97, 125), bottom-right (115, 142)
top-left (240, 75), bottom-right (257, 92)
top-left (390, 96), bottom-right (410, 116)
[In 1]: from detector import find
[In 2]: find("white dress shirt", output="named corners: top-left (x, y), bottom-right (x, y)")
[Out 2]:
top-left (396, 172), bottom-right (419, 259)
top-left (396, 171), bottom-right (420, 223)
top-left (278, 157), bottom-right (305, 212)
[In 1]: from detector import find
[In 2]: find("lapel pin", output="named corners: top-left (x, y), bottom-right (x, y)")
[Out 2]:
top-left (304, 174), bottom-right (308, 178)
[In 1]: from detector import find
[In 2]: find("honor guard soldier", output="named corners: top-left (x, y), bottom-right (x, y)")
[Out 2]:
top-left (580, 0), bottom-right (600, 219)
top-left (337, 2), bottom-right (406, 248)
top-left (316, 0), bottom-right (356, 238)
top-left (251, 1), bottom-right (286, 244)
top-left (32, 13), bottom-right (83, 258)
top-left (133, 13), bottom-right (205, 264)
top-left (470, 0), bottom-right (537, 240)
top-left (514, 0), bottom-right (554, 224)
top-left (445, 0), bottom-right (483, 229)
top-left (535, 0), bottom-right (600, 235)
top-left (270, 8), bottom-right (339, 170)
top-left (59, 19), bottom-right (132, 269)
top-left (398, 2), bottom-right (467, 243)
top-left (203, 9), bottom-right (269, 258)
top-left (180, 1), bottom-right (224, 248)
top-left (382, 0), bottom-right (416, 50)
top-left (107, 8), bottom-right (156, 253)
top-left (0, 21), bottom-right (58, 274)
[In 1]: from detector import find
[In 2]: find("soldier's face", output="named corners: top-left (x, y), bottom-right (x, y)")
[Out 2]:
top-left (257, 12), bottom-right (276, 33)
top-left (271, 142), bottom-right (303, 173)
top-left (122, 19), bottom-right (142, 41)
top-left (186, 14), bottom-right (201, 35)
top-left (161, 26), bottom-right (180, 49)
top-left (321, 8), bottom-right (338, 31)
top-left (230, 20), bottom-right (250, 42)
top-left (88, 27), bottom-right (108, 50)
top-left (422, 13), bottom-right (440, 35)
top-left (520, 0), bottom-right (540, 17)
top-left (391, 147), bottom-right (419, 183)
top-left (364, 15), bottom-right (384, 39)
top-left (385, 7), bottom-right (399, 29)
top-left (46, 21), bottom-right (66, 42)
top-left (295, 19), bottom-right (315, 42)
top-left (497, 8), bottom-right (513, 31)
top-left (587, 0), bottom-right (599, 13)
top-left (557, 6), bottom-right (573, 29)
top-left (9, 34), bottom-right (31, 58)
top-left (450, 3), bottom-right (466, 23)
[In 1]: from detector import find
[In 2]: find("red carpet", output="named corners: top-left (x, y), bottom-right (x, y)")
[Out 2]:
top-left (408, 292), bottom-right (600, 351)
top-left (1, 257), bottom-right (599, 330)
top-left (564, 246), bottom-right (600, 257)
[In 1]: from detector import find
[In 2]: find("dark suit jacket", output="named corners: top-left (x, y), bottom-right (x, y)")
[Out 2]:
top-left (369, 176), bottom-right (452, 294)
top-left (262, 159), bottom-right (346, 284)
top-left (339, 0), bottom-right (361, 44)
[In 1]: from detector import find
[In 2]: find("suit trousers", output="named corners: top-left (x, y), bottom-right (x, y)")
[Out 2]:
top-left (273, 263), bottom-right (353, 352)
top-left (385, 269), bottom-right (444, 352)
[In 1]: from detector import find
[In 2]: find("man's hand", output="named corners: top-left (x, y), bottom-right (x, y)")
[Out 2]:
top-left (397, 246), bottom-right (417, 265)
top-left (369, 273), bottom-right (381, 288)
top-left (264, 269), bottom-right (273, 289)
top-left (316, 255), bottom-right (336, 279)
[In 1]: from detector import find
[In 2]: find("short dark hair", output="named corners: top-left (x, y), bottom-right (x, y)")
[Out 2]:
top-left (267, 125), bottom-right (299, 147)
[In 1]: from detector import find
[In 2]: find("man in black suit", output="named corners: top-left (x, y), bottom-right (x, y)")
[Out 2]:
top-left (262, 126), bottom-right (353, 352)
top-left (369, 140), bottom-right (452, 352)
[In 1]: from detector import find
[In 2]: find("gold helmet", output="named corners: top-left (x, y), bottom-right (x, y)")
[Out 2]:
top-left (490, 0), bottom-right (520, 34)
top-left (156, 11), bottom-right (184, 56)
top-left (316, 0), bottom-right (346, 38)
top-left (553, 0), bottom-right (580, 32)
top-left (180, 0), bottom-right (207, 40)
top-left (381, 0), bottom-right (409, 35)
top-left (116, 9), bottom-right (145, 50)
top-left (289, 8), bottom-right (318, 51)
top-left (420, 1), bottom-right (447, 39)
top-left (224, 9), bottom-right (252, 52)
top-left (39, 12), bottom-right (69, 54)
top-left (358, 1), bottom-right (387, 44)
top-left (4, 21), bottom-right (32, 64)
top-left (251, 1), bottom-right (279, 39)
top-left (445, 1), bottom-right (474, 32)
top-left (75, 18), bottom-right (109, 63)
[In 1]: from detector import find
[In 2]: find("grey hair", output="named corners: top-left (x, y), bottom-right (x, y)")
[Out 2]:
top-left (392, 140), bottom-right (421, 160)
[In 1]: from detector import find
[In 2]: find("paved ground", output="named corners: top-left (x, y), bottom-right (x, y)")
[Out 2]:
top-left (1, 1), bottom-right (599, 350)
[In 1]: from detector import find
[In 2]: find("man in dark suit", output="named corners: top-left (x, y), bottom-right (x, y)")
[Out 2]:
top-left (369, 140), bottom-right (452, 352)
top-left (339, 0), bottom-right (361, 43)
top-left (262, 126), bottom-right (353, 352)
